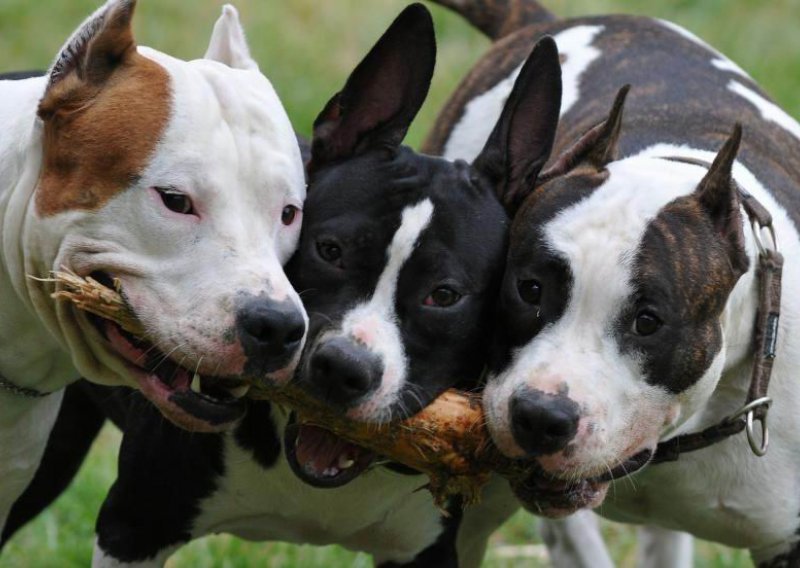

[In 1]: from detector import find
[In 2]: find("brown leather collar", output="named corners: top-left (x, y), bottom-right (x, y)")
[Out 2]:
top-left (652, 156), bottom-right (782, 463)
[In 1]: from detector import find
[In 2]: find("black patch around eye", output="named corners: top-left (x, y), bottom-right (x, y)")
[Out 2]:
top-left (634, 311), bottom-right (662, 336)
top-left (316, 240), bottom-right (343, 266)
top-left (517, 279), bottom-right (542, 305)
top-left (425, 286), bottom-right (462, 308)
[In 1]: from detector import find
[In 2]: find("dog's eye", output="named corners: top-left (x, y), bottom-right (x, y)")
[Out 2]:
top-left (424, 287), bottom-right (462, 308)
top-left (317, 241), bottom-right (343, 265)
top-left (517, 279), bottom-right (542, 305)
top-left (156, 187), bottom-right (193, 215)
top-left (282, 205), bottom-right (300, 226)
top-left (634, 311), bottom-right (663, 336)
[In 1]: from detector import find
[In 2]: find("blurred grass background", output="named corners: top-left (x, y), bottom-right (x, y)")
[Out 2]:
top-left (2, 0), bottom-right (798, 566)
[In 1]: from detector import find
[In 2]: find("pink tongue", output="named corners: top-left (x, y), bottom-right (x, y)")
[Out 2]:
top-left (295, 424), bottom-right (357, 474)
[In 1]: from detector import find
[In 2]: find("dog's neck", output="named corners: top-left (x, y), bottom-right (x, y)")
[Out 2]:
top-left (0, 77), bottom-right (77, 391)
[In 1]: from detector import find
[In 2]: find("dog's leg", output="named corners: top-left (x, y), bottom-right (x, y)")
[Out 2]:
top-left (1, 382), bottom-right (105, 548)
top-left (92, 392), bottom-right (225, 567)
top-left (635, 526), bottom-right (693, 568)
top-left (0, 391), bottom-right (65, 539)
top-left (539, 512), bottom-right (614, 568)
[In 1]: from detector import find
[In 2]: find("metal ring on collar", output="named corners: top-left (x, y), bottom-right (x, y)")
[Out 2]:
top-left (728, 397), bottom-right (772, 456)
top-left (751, 219), bottom-right (778, 257)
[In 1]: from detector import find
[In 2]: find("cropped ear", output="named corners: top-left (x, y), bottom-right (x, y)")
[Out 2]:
top-left (204, 4), bottom-right (258, 71)
top-left (695, 124), bottom-right (749, 275)
top-left (540, 84), bottom-right (630, 181)
top-left (39, 0), bottom-right (138, 119)
top-left (472, 36), bottom-right (562, 216)
top-left (308, 3), bottom-right (436, 172)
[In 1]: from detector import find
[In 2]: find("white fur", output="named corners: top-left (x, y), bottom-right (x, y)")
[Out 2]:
top-left (539, 510), bottom-right (614, 568)
top-left (728, 80), bottom-right (800, 141)
top-left (0, 1), bottom-right (305, 534)
top-left (442, 25), bottom-right (605, 163)
top-left (204, 5), bottom-right (259, 71)
top-left (711, 57), bottom-right (750, 78)
top-left (338, 199), bottom-right (434, 422)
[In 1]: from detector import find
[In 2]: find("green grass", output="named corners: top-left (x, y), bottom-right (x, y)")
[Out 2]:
top-left (2, 0), bottom-right (797, 565)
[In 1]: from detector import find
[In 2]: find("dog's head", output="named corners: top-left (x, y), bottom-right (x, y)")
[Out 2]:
top-left (25, 1), bottom-right (307, 431)
top-left (283, 6), bottom-right (563, 487)
top-left (485, 87), bottom-right (750, 515)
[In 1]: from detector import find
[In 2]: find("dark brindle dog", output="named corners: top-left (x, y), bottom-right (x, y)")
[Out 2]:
top-left (427, 1), bottom-right (800, 566)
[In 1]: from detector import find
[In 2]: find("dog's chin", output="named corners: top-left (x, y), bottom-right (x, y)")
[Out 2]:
top-left (284, 413), bottom-right (376, 488)
top-left (94, 314), bottom-right (250, 433)
top-left (514, 448), bottom-right (654, 517)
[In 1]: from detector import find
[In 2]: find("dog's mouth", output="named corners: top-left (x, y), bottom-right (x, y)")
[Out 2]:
top-left (517, 449), bottom-right (653, 517)
top-left (87, 272), bottom-right (249, 432)
top-left (284, 413), bottom-right (376, 488)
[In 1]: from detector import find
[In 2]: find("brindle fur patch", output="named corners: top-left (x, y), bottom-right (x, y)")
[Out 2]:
top-left (618, 196), bottom-right (741, 393)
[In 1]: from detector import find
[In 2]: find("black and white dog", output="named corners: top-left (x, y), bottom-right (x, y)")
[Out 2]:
top-left (2, 5), bottom-right (586, 566)
top-left (427, 1), bottom-right (800, 566)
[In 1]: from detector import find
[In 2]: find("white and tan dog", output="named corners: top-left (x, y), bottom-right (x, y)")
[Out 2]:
top-left (0, 0), bottom-right (307, 535)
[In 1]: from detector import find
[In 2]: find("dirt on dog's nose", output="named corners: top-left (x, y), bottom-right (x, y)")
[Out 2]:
top-left (510, 388), bottom-right (580, 456)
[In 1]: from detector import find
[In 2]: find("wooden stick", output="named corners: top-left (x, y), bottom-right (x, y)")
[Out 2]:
top-left (47, 271), bottom-right (534, 506)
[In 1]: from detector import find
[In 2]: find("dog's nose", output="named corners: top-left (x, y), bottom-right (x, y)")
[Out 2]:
top-left (510, 389), bottom-right (580, 456)
top-left (236, 298), bottom-right (306, 372)
top-left (307, 338), bottom-right (383, 407)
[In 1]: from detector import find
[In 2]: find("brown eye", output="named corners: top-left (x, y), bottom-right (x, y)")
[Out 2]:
top-left (424, 287), bottom-right (462, 308)
top-left (517, 279), bottom-right (542, 305)
top-left (634, 311), bottom-right (662, 336)
top-left (156, 187), bottom-right (194, 215)
top-left (317, 241), bottom-right (342, 264)
top-left (282, 205), bottom-right (299, 226)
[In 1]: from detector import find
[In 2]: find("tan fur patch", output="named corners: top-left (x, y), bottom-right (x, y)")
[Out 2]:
top-left (35, 52), bottom-right (171, 217)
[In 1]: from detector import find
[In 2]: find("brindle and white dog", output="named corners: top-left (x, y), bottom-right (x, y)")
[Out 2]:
top-left (427, 1), bottom-right (800, 565)
top-left (0, 0), bottom-right (306, 537)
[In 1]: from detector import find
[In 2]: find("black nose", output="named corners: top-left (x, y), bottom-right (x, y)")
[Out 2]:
top-left (307, 338), bottom-right (383, 408)
top-left (236, 297), bottom-right (306, 374)
top-left (510, 389), bottom-right (580, 456)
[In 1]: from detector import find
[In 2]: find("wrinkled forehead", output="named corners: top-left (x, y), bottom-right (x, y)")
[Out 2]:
top-left (139, 47), bottom-right (304, 198)
top-left (539, 158), bottom-right (706, 265)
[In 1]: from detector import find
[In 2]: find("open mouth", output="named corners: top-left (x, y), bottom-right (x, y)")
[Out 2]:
top-left (516, 449), bottom-right (653, 516)
top-left (87, 272), bottom-right (250, 432)
top-left (284, 412), bottom-right (376, 488)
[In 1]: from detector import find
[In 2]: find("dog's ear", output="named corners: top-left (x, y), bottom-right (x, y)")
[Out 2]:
top-left (38, 0), bottom-right (138, 119)
top-left (204, 4), bottom-right (258, 71)
top-left (695, 124), bottom-right (749, 276)
top-left (539, 85), bottom-right (630, 181)
top-left (472, 36), bottom-right (562, 216)
top-left (308, 4), bottom-right (436, 173)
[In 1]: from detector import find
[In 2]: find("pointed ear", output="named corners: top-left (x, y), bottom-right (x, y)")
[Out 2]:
top-left (539, 85), bottom-right (630, 181)
top-left (308, 4), bottom-right (436, 172)
top-left (695, 124), bottom-right (749, 275)
top-left (39, 0), bottom-right (138, 119)
top-left (204, 4), bottom-right (258, 71)
top-left (472, 36), bottom-right (562, 216)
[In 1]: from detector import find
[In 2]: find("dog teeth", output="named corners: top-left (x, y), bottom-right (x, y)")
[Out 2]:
top-left (191, 373), bottom-right (201, 393)
top-left (228, 384), bottom-right (250, 399)
top-left (338, 455), bottom-right (355, 469)
top-left (323, 467), bottom-right (340, 477)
